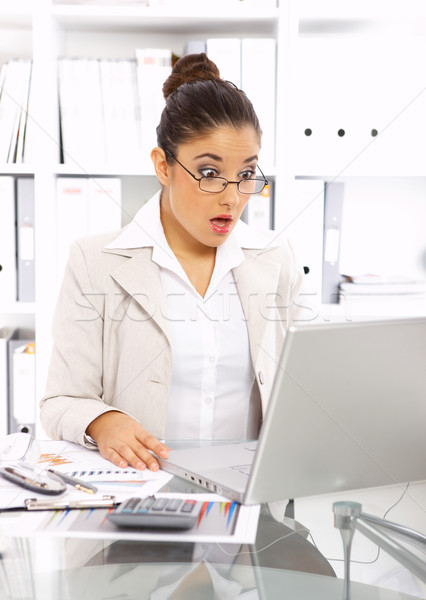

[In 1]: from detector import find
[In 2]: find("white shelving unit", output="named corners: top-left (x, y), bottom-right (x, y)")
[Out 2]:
top-left (1, 0), bottom-right (426, 434)
top-left (1, 4), bottom-right (425, 595)
top-left (0, 0), bottom-right (286, 437)
top-left (284, 0), bottom-right (426, 323)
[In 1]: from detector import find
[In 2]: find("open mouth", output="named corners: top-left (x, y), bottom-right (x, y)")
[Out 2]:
top-left (209, 215), bottom-right (233, 234)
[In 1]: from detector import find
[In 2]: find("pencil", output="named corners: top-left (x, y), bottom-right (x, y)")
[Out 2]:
top-left (47, 469), bottom-right (98, 494)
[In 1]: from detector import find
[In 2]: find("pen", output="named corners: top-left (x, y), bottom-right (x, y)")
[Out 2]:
top-left (8, 467), bottom-right (49, 490)
top-left (47, 469), bottom-right (98, 494)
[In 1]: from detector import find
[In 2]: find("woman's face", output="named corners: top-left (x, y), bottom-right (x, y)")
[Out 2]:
top-left (159, 125), bottom-right (261, 252)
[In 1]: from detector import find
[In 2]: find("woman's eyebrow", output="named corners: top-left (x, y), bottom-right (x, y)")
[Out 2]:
top-left (193, 153), bottom-right (259, 163)
top-left (244, 155), bottom-right (258, 163)
top-left (193, 153), bottom-right (222, 161)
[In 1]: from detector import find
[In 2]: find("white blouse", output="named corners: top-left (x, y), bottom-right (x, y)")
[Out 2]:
top-left (106, 192), bottom-right (278, 440)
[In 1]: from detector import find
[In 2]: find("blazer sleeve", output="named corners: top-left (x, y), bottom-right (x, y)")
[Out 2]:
top-left (39, 241), bottom-right (121, 446)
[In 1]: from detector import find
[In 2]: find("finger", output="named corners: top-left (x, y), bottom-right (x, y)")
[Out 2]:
top-left (137, 432), bottom-right (170, 459)
top-left (117, 441), bottom-right (160, 472)
top-left (99, 446), bottom-right (129, 469)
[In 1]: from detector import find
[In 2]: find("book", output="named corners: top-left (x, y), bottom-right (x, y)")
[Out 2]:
top-left (0, 176), bottom-right (16, 307)
top-left (16, 178), bottom-right (35, 303)
top-left (135, 48), bottom-right (172, 158)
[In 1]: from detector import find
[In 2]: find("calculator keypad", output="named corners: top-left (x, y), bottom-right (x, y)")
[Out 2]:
top-left (107, 496), bottom-right (202, 530)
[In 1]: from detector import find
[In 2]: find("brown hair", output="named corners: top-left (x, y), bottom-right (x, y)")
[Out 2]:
top-left (156, 53), bottom-right (261, 159)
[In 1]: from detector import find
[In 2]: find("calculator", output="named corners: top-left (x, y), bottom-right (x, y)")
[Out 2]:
top-left (107, 496), bottom-right (203, 530)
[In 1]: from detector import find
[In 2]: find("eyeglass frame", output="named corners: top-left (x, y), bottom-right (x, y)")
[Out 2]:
top-left (165, 150), bottom-right (269, 195)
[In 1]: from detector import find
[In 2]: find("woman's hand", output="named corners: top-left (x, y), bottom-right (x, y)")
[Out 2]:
top-left (86, 411), bottom-right (170, 471)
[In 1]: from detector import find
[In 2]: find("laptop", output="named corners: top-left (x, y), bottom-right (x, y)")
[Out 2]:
top-left (158, 318), bottom-right (426, 504)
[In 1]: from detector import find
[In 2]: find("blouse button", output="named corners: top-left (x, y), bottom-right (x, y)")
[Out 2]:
top-left (258, 371), bottom-right (265, 385)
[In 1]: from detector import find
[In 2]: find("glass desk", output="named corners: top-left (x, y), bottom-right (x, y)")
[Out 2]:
top-left (0, 474), bottom-right (420, 600)
top-left (0, 439), bottom-right (422, 599)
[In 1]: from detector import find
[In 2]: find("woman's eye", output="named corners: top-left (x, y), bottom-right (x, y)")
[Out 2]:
top-left (239, 170), bottom-right (255, 180)
top-left (200, 168), bottom-right (218, 178)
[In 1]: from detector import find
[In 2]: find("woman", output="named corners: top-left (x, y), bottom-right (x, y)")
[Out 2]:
top-left (40, 53), bottom-right (303, 472)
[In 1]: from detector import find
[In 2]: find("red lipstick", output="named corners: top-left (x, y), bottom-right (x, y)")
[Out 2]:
top-left (209, 214), bottom-right (234, 234)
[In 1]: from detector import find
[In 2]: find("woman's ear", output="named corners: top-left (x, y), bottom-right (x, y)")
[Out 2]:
top-left (151, 147), bottom-right (170, 187)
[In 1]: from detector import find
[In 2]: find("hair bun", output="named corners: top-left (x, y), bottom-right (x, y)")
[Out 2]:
top-left (163, 53), bottom-right (220, 100)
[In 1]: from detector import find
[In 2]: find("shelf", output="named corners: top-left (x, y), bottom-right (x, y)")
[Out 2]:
top-left (51, 5), bottom-right (279, 34)
top-left (55, 164), bottom-right (157, 177)
top-left (0, 302), bottom-right (36, 315)
top-left (0, 2), bottom-right (33, 27)
top-left (298, 0), bottom-right (426, 21)
top-left (0, 165), bottom-right (35, 175)
top-left (298, 0), bottom-right (426, 35)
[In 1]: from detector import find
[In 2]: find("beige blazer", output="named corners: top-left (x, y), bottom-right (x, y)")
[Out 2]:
top-left (40, 231), bottom-right (303, 447)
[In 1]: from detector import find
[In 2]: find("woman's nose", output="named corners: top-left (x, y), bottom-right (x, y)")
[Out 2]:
top-left (218, 181), bottom-right (241, 206)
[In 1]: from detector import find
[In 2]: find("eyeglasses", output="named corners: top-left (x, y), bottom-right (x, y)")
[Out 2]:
top-left (166, 151), bottom-right (268, 195)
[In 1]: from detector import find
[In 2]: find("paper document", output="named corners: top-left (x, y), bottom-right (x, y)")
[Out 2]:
top-left (7, 492), bottom-right (260, 544)
top-left (0, 440), bottom-right (172, 511)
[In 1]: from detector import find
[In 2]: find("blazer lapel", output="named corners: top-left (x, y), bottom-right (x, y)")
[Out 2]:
top-left (233, 250), bottom-right (282, 369)
top-left (103, 246), bottom-right (172, 346)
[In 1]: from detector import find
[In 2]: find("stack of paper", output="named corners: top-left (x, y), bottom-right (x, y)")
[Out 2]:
top-left (339, 275), bottom-right (426, 317)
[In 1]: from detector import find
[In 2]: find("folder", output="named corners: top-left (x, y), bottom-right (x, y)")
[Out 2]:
top-left (16, 178), bottom-right (35, 302)
top-left (285, 179), bottom-right (325, 319)
top-left (56, 177), bottom-right (122, 288)
top-left (88, 177), bottom-right (122, 235)
top-left (135, 48), bottom-right (172, 159)
top-left (246, 181), bottom-right (274, 231)
top-left (0, 176), bottom-right (16, 306)
top-left (7, 339), bottom-right (35, 435)
top-left (100, 59), bottom-right (143, 169)
top-left (241, 38), bottom-right (276, 167)
top-left (0, 328), bottom-right (18, 438)
top-left (56, 177), bottom-right (89, 285)
top-left (322, 182), bottom-right (344, 304)
top-left (15, 61), bottom-right (33, 164)
top-left (58, 58), bottom-right (106, 166)
top-left (0, 61), bottom-right (26, 163)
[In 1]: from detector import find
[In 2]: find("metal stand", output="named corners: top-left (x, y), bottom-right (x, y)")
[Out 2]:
top-left (333, 501), bottom-right (426, 600)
